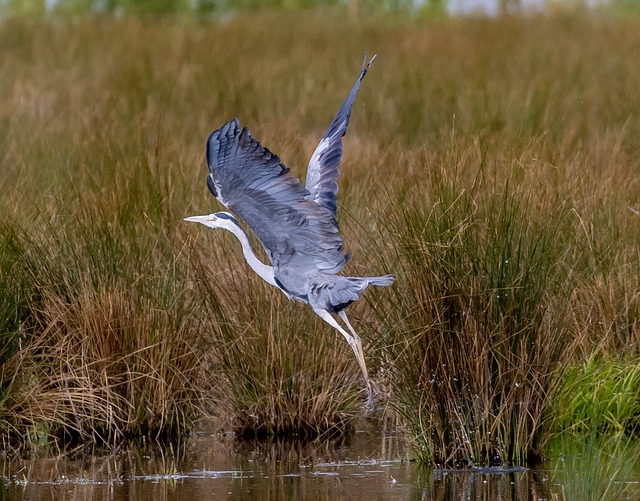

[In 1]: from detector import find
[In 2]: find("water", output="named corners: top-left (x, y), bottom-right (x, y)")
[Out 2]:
top-left (1, 421), bottom-right (639, 500)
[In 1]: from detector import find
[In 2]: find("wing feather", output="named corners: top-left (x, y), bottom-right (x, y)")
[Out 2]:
top-left (206, 119), bottom-right (349, 274)
top-left (305, 53), bottom-right (376, 217)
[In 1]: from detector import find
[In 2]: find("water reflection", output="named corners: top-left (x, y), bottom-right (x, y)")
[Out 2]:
top-left (1, 425), bottom-right (639, 501)
top-left (420, 468), bottom-right (551, 501)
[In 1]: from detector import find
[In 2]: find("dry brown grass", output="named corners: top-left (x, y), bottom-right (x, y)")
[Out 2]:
top-left (0, 10), bottom-right (639, 461)
top-left (0, 216), bottom-right (208, 449)
top-left (187, 242), bottom-right (363, 437)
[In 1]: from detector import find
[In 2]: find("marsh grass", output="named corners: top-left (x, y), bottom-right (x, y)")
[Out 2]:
top-left (566, 255), bottom-right (640, 358)
top-left (0, 11), bottom-right (639, 460)
top-left (189, 241), bottom-right (363, 437)
top-left (0, 208), bottom-right (207, 448)
top-left (554, 356), bottom-right (640, 434)
top-left (366, 12), bottom-right (638, 466)
top-left (0, 79), bottom-right (215, 447)
top-left (0, 225), bottom-right (33, 369)
top-left (374, 155), bottom-right (576, 465)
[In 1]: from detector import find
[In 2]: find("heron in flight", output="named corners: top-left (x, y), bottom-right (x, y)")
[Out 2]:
top-left (185, 55), bottom-right (393, 405)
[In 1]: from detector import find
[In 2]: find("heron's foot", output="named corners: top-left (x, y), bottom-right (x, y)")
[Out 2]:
top-left (363, 380), bottom-right (384, 412)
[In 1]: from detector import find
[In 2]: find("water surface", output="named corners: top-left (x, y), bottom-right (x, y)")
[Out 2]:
top-left (2, 421), bottom-right (639, 500)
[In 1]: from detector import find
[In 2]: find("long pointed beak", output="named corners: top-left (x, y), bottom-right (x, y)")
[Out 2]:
top-left (183, 215), bottom-right (207, 223)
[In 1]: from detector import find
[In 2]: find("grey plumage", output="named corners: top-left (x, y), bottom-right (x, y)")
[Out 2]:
top-left (206, 118), bottom-right (349, 277)
top-left (306, 53), bottom-right (377, 219)
top-left (186, 54), bottom-right (392, 405)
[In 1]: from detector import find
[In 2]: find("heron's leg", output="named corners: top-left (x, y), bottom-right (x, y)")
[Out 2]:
top-left (313, 308), bottom-right (373, 404)
top-left (338, 310), bottom-right (376, 406)
top-left (337, 311), bottom-right (367, 377)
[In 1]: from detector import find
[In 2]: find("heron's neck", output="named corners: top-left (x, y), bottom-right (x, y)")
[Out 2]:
top-left (225, 222), bottom-right (276, 287)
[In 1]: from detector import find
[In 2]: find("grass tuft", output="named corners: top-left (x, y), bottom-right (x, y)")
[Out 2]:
top-left (554, 356), bottom-right (640, 434)
top-left (0, 212), bottom-right (208, 449)
top-left (375, 157), bottom-right (576, 465)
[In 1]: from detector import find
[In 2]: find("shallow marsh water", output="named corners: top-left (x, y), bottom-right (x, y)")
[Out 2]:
top-left (2, 421), bottom-right (639, 500)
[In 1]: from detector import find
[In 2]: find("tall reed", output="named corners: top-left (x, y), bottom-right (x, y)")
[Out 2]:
top-left (373, 151), bottom-right (579, 465)
top-left (0, 202), bottom-right (208, 449)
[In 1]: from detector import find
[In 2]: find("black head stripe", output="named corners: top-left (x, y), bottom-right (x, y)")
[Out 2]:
top-left (215, 212), bottom-right (239, 224)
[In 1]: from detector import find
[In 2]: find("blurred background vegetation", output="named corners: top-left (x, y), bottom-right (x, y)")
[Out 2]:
top-left (1, 0), bottom-right (640, 17)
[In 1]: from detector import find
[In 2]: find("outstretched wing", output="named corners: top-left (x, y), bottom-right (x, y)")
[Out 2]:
top-left (206, 118), bottom-right (349, 274)
top-left (305, 53), bottom-right (376, 218)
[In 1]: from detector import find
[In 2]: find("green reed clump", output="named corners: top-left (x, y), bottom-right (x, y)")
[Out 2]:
top-left (375, 156), bottom-right (574, 466)
top-left (554, 357), bottom-right (640, 434)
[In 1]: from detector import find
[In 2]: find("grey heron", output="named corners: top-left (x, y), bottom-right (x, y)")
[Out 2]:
top-left (185, 54), bottom-right (393, 405)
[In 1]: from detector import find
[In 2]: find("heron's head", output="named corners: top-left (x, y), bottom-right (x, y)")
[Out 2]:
top-left (183, 211), bottom-right (240, 230)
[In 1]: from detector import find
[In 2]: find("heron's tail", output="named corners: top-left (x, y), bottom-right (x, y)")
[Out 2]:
top-left (364, 274), bottom-right (395, 287)
top-left (318, 274), bottom-right (394, 313)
